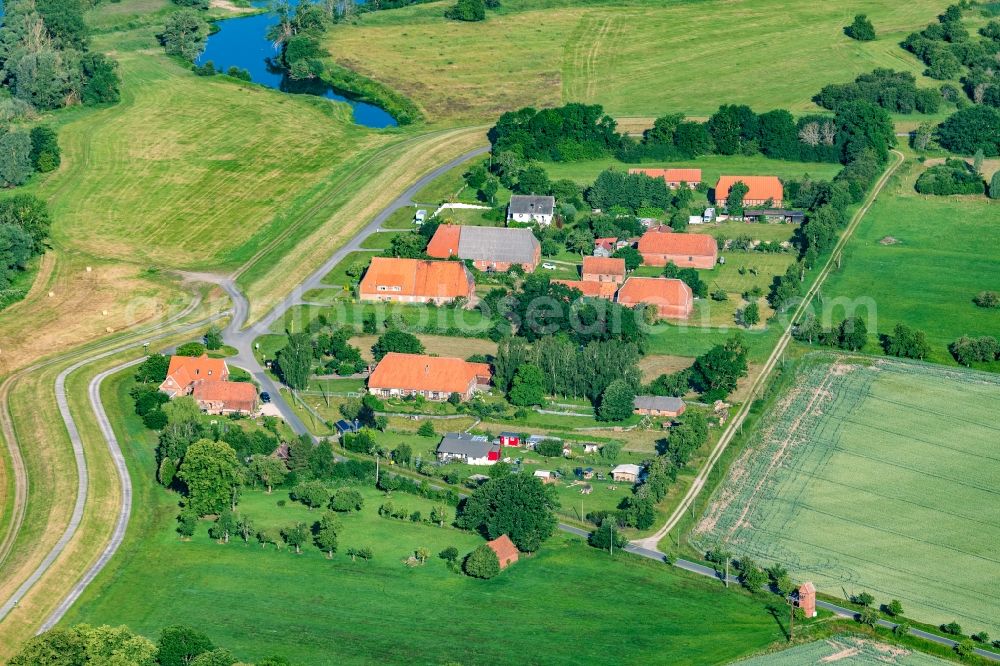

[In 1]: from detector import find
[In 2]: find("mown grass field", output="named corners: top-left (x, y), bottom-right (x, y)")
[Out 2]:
top-left (60, 371), bottom-right (788, 664)
top-left (325, 0), bottom-right (949, 122)
top-left (734, 635), bottom-right (952, 666)
top-left (543, 154), bottom-right (845, 187)
top-left (820, 158), bottom-right (1000, 366)
top-left (692, 354), bottom-right (1000, 637)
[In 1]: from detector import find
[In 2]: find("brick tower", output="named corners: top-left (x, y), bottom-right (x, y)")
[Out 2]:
top-left (798, 581), bottom-right (816, 618)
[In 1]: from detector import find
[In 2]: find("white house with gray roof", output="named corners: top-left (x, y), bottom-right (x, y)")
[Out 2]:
top-left (427, 225), bottom-right (541, 272)
top-left (507, 195), bottom-right (555, 226)
top-left (436, 433), bottom-right (500, 465)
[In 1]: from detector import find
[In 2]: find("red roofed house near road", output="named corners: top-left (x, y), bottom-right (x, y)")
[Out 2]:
top-left (487, 534), bottom-right (519, 570)
top-left (637, 229), bottom-right (718, 269)
top-left (426, 224), bottom-right (541, 272)
top-left (616, 277), bottom-right (693, 319)
top-left (629, 168), bottom-right (702, 189)
top-left (359, 257), bottom-right (474, 306)
top-left (714, 176), bottom-right (784, 208)
top-left (581, 256), bottom-right (626, 284)
top-left (159, 354), bottom-right (258, 415)
top-left (367, 352), bottom-right (491, 402)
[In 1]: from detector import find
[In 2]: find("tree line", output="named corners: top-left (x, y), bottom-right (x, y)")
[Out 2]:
top-left (0, 0), bottom-right (120, 111)
top-left (0, 194), bottom-right (52, 304)
top-left (10, 623), bottom-right (291, 666)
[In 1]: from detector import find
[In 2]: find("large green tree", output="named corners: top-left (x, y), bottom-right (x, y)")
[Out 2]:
top-left (508, 363), bottom-right (546, 406)
top-left (371, 329), bottom-right (424, 360)
top-left (689, 336), bottom-right (749, 401)
top-left (597, 379), bottom-right (635, 422)
top-left (275, 331), bottom-right (313, 390)
top-left (177, 439), bottom-right (242, 516)
top-left (157, 625), bottom-right (214, 666)
top-left (160, 9), bottom-right (210, 61)
top-left (457, 473), bottom-right (558, 551)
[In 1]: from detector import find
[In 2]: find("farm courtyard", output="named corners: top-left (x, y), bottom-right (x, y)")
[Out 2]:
top-left (693, 355), bottom-right (1000, 637)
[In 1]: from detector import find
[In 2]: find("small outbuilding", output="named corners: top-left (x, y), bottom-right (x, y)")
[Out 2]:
top-left (633, 395), bottom-right (687, 418)
top-left (499, 431), bottom-right (521, 447)
top-left (798, 581), bottom-right (817, 618)
top-left (611, 463), bottom-right (642, 484)
top-left (533, 470), bottom-right (557, 484)
top-left (487, 534), bottom-right (520, 569)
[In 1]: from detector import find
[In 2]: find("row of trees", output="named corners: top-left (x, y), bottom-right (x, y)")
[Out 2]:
top-left (10, 623), bottom-right (290, 666)
top-left (814, 69), bottom-right (940, 115)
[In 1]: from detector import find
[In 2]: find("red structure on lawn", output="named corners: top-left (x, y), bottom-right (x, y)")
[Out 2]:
top-left (798, 581), bottom-right (816, 618)
top-left (487, 534), bottom-right (520, 570)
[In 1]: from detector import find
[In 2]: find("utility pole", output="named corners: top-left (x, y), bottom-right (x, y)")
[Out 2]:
top-left (788, 596), bottom-right (795, 642)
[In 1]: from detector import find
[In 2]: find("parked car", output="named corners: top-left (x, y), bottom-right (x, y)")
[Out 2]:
top-left (260, 391), bottom-right (271, 403)
top-left (542, 262), bottom-right (556, 270)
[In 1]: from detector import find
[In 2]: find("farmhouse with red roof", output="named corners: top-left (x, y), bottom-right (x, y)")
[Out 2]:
top-left (637, 229), bottom-right (718, 269)
top-left (616, 277), bottom-right (694, 319)
top-left (367, 352), bottom-right (491, 401)
top-left (159, 354), bottom-right (257, 415)
top-left (629, 167), bottom-right (702, 189)
top-left (714, 175), bottom-right (784, 208)
top-left (359, 257), bottom-right (474, 306)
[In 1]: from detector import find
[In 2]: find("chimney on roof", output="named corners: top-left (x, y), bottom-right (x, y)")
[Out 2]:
top-left (425, 365), bottom-right (430, 374)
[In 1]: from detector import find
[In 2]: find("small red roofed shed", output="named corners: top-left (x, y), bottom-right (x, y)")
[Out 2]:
top-left (487, 534), bottom-right (519, 570)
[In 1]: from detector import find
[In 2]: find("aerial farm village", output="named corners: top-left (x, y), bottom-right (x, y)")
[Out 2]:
top-left (0, 0), bottom-right (998, 664)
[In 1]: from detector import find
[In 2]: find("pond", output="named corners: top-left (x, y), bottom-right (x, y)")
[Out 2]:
top-left (197, 6), bottom-right (397, 128)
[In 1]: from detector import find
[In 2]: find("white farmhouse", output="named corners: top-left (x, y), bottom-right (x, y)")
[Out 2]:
top-left (507, 195), bottom-right (555, 226)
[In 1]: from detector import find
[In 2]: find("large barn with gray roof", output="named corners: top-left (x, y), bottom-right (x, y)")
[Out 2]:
top-left (426, 224), bottom-right (541, 272)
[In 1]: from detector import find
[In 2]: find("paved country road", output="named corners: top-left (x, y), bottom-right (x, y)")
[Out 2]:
top-left (0, 144), bottom-right (490, 635)
top-left (632, 148), bottom-right (906, 551)
top-left (11, 144), bottom-right (999, 664)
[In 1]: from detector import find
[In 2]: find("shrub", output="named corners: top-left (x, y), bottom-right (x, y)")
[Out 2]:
top-left (845, 14), bottom-right (876, 41)
top-left (914, 159), bottom-right (985, 195)
top-left (176, 341), bottom-right (206, 356)
top-left (463, 544), bottom-right (500, 578)
top-left (445, 0), bottom-right (485, 21)
top-left (973, 291), bottom-right (999, 308)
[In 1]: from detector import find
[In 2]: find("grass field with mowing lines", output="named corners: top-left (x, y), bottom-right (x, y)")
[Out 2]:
top-left (692, 354), bottom-right (1000, 637)
top-left (733, 635), bottom-right (952, 666)
top-left (820, 157), bottom-right (1000, 367)
top-left (59, 370), bottom-right (789, 663)
top-left (325, 0), bottom-right (950, 122)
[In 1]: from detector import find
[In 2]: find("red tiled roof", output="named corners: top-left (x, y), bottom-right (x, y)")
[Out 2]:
top-left (487, 534), bottom-right (519, 567)
top-left (594, 237), bottom-right (617, 251)
top-left (553, 279), bottom-right (617, 299)
top-left (617, 277), bottom-right (692, 309)
top-left (582, 256), bottom-right (626, 277)
top-left (629, 168), bottom-right (702, 183)
top-left (359, 257), bottom-right (472, 299)
top-left (426, 224), bottom-right (462, 259)
top-left (163, 354), bottom-right (228, 391)
top-left (715, 175), bottom-right (783, 202)
top-left (368, 353), bottom-right (491, 394)
top-left (638, 230), bottom-right (717, 257)
top-left (191, 380), bottom-right (257, 410)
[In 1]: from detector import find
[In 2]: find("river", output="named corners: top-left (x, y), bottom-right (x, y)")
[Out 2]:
top-left (197, 5), bottom-right (397, 128)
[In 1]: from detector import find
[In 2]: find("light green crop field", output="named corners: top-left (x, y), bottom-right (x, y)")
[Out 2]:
top-left (692, 355), bottom-right (1000, 637)
top-left (820, 159), bottom-right (1000, 366)
top-left (62, 373), bottom-right (787, 664)
top-left (325, 0), bottom-right (949, 122)
top-left (734, 635), bottom-right (952, 666)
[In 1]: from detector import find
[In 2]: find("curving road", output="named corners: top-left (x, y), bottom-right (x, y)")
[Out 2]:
top-left (0, 313), bottom-right (224, 626)
top-left (0, 143), bottom-right (490, 636)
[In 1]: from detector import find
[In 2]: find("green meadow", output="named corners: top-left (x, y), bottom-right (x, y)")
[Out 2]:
top-left (820, 159), bottom-right (1000, 366)
top-left (62, 371), bottom-right (788, 664)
